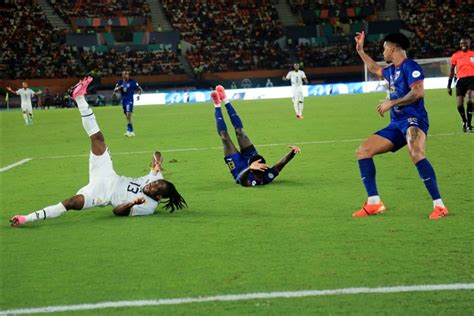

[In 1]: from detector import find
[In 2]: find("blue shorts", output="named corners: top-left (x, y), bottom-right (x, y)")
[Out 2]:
top-left (375, 117), bottom-right (429, 152)
top-left (224, 145), bottom-right (258, 181)
top-left (122, 100), bottom-right (134, 113)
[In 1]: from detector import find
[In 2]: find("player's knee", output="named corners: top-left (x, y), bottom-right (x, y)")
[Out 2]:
top-left (356, 145), bottom-right (372, 159)
top-left (235, 128), bottom-right (245, 137)
top-left (408, 147), bottom-right (425, 163)
top-left (219, 131), bottom-right (230, 141)
top-left (62, 195), bottom-right (84, 210)
top-left (91, 132), bottom-right (104, 142)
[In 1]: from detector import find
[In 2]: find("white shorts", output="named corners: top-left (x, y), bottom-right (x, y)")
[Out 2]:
top-left (292, 88), bottom-right (304, 102)
top-left (76, 149), bottom-right (119, 209)
top-left (21, 103), bottom-right (33, 113)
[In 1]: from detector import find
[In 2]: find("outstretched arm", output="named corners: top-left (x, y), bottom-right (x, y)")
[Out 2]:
top-left (272, 145), bottom-right (301, 172)
top-left (447, 64), bottom-right (456, 96)
top-left (34, 90), bottom-right (42, 95)
top-left (113, 197), bottom-right (145, 216)
top-left (354, 31), bottom-right (383, 78)
top-left (6, 86), bottom-right (17, 94)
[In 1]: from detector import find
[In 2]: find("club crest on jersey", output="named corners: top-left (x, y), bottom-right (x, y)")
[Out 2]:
top-left (395, 70), bottom-right (401, 80)
top-left (407, 117), bottom-right (418, 125)
top-left (268, 173), bottom-right (274, 179)
top-left (412, 70), bottom-right (421, 78)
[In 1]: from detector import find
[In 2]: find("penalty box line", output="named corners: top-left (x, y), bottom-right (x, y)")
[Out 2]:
top-left (0, 283), bottom-right (473, 315)
top-left (32, 132), bottom-right (457, 161)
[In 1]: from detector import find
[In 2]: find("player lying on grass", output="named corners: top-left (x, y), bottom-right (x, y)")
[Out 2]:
top-left (211, 85), bottom-right (301, 187)
top-left (10, 75), bottom-right (186, 227)
top-left (353, 32), bottom-right (448, 219)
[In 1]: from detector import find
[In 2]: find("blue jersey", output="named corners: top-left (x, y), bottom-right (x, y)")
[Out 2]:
top-left (241, 168), bottom-right (279, 186)
top-left (115, 79), bottom-right (140, 103)
top-left (383, 59), bottom-right (428, 124)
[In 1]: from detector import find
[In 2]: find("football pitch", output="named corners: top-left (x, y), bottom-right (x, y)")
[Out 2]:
top-left (1, 89), bottom-right (473, 315)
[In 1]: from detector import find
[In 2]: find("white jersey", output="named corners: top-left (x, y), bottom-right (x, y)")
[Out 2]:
top-left (16, 88), bottom-right (35, 107)
top-left (286, 70), bottom-right (307, 88)
top-left (111, 171), bottom-right (164, 216)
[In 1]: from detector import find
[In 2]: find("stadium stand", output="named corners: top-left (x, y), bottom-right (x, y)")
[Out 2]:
top-left (161, 0), bottom-right (291, 72)
top-left (80, 48), bottom-right (184, 76)
top-left (398, 0), bottom-right (474, 58)
top-left (48, 0), bottom-right (151, 20)
top-left (288, 0), bottom-right (383, 26)
top-left (0, 1), bottom-right (82, 79)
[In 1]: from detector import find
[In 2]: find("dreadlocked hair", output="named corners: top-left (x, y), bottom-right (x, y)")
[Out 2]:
top-left (161, 180), bottom-right (187, 213)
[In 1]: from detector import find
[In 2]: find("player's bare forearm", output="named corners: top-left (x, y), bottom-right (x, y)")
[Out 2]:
top-left (357, 50), bottom-right (383, 77)
top-left (113, 202), bottom-right (135, 216)
top-left (273, 145), bottom-right (301, 172)
top-left (274, 151), bottom-right (296, 172)
top-left (392, 82), bottom-right (424, 107)
top-left (113, 197), bottom-right (145, 216)
top-left (6, 86), bottom-right (16, 94)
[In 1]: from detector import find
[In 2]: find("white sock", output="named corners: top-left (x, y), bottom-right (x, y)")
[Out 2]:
top-left (75, 96), bottom-right (100, 136)
top-left (433, 199), bottom-right (445, 208)
top-left (22, 113), bottom-right (28, 124)
top-left (299, 101), bottom-right (304, 116)
top-left (214, 104), bottom-right (221, 108)
top-left (367, 195), bottom-right (381, 204)
top-left (25, 203), bottom-right (67, 223)
top-left (293, 100), bottom-right (299, 115)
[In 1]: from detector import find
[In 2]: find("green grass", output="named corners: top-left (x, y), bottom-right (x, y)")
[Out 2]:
top-left (1, 89), bottom-right (473, 315)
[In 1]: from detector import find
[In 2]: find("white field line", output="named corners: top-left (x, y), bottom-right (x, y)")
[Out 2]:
top-left (33, 132), bottom-right (458, 160)
top-left (0, 158), bottom-right (32, 173)
top-left (0, 283), bottom-right (473, 315)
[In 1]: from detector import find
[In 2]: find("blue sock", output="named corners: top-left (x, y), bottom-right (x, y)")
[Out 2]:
top-left (127, 123), bottom-right (133, 132)
top-left (416, 159), bottom-right (441, 200)
top-left (358, 158), bottom-right (378, 197)
top-left (214, 107), bottom-right (227, 134)
top-left (224, 102), bottom-right (243, 129)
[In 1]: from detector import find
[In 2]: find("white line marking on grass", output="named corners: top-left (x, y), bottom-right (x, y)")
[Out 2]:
top-left (0, 283), bottom-right (472, 315)
top-left (34, 132), bottom-right (458, 160)
top-left (0, 158), bottom-right (32, 173)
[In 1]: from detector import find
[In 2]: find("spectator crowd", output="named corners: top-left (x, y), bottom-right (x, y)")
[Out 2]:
top-left (49, 0), bottom-right (151, 20)
top-left (398, 0), bottom-right (473, 58)
top-left (161, 0), bottom-right (290, 73)
top-left (1, 0), bottom-right (472, 81)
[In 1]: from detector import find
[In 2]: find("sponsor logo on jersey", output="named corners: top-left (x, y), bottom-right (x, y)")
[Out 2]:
top-left (412, 70), bottom-right (421, 78)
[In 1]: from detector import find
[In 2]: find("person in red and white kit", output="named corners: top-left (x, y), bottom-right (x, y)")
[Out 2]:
top-left (448, 37), bottom-right (474, 132)
top-left (10, 75), bottom-right (186, 227)
top-left (283, 63), bottom-right (308, 119)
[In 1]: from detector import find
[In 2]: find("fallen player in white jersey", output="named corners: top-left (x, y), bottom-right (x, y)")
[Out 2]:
top-left (10, 75), bottom-right (186, 227)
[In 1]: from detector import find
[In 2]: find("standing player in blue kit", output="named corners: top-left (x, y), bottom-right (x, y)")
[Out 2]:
top-left (114, 71), bottom-right (143, 137)
top-left (352, 32), bottom-right (449, 219)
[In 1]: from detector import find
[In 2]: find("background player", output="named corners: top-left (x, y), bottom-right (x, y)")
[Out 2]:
top-left (448, 36), bottom-right (474, 132)
top-left (211, 85), bottom-right (301, 187)
top-left (6, 82), bottom-right (42, 125)
top-left (282, 63), bottom-right (308, 119)
top-left (10, 75), bottom-right (186, 227)
top-left (353, 31), bottom-right (448, 219)
top-left (114, 71), bottom-right (143, 137)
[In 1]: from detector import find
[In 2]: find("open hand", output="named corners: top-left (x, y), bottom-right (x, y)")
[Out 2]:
top-left (250, 159), bottom-right (268, 172)
top-left (133, 197), bottom-right (145, 205)
top-left (289, 145), bottom-right (301, 153)
top-left (376, 100), bottom-right (394, 117)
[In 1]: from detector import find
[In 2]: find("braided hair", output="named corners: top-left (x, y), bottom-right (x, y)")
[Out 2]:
top-left (160, 180), bottom-right (187, 213)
